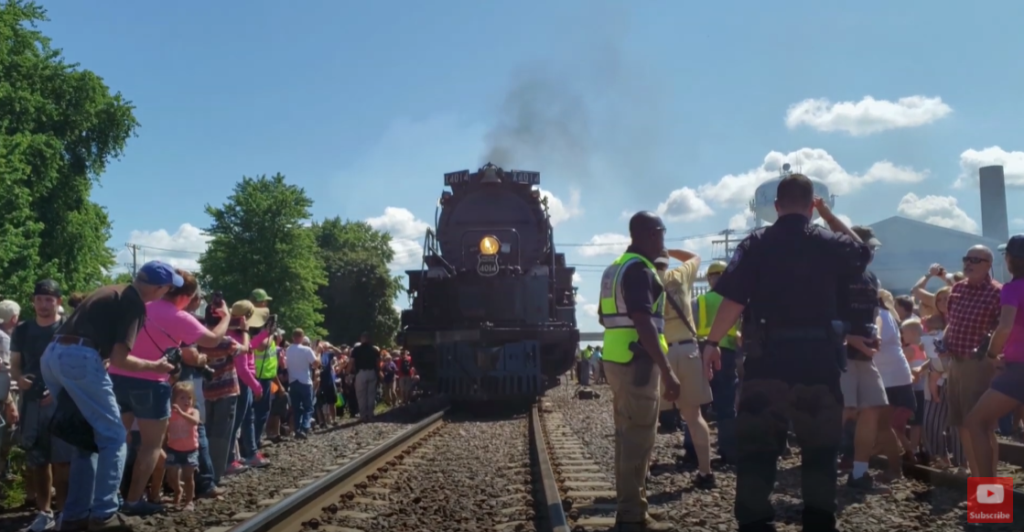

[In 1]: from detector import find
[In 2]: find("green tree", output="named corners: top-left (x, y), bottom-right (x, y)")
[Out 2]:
top-left (0, 0), bottom-right (137, 304)
top-left (312, 218), bottom-right (403, 346)
top-left (199, 174), bottom-right (327, 335)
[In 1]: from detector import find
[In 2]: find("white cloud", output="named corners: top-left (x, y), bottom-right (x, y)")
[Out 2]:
top-left (697, 148), bottom-right (928, 207)
top-left (897, 193), bottom-right (979, 233)
top-left (582, 304), bottom-right (599, 318)
top-left (366, 207), bottom-right (431, 271)
top-left (572, 272), bottom-right (582, 284)
top-left (955, 146), bottom-right (1024, 188)
top-left (654, 187), bottom-right (714, 222)
top-left (539, 188), bottom-right (582, 226)
top-left (728, 211), bottom-right (755, 231)
top-left (576, 233), bottom-right (630, 258)
top-left (812, 213), bottom-right (854, 228)
top-left (785, 96), bottom-right (952, 136)
top-left (119, 223), bottom-right (210, 272)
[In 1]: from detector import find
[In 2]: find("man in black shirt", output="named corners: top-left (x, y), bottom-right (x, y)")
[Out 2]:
top-left (42, 261), bottom-right (178, 531)
top-left (11, 280), bottom-right (74, 531)
top-left (838, 226), bottom-right (889, 491)
top-left (701, 176), bottom-right (872, 532)
top-left (351, 333), bottom-right (380, 422)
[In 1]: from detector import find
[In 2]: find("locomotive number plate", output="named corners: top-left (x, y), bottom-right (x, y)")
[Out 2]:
top-left (477, 255), bottom-right (499, 276)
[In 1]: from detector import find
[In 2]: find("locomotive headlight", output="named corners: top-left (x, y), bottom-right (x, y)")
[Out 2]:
top-left (479, 235), bottom-right (500, 256)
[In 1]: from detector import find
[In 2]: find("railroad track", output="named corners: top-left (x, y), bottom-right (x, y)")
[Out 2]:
top-left (884, 440), bottom-right (1024, 505)
top-left (219, 404), bottom-right (570, 532)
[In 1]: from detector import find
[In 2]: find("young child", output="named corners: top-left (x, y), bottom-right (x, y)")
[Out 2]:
top-left (166, 382), bottom-right (201, 510)
top-left (901, 318), bottom-right (929, 462)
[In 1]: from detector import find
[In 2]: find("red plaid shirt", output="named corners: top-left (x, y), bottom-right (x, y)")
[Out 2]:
top-left (944, 277), bottom-right (1002, 357)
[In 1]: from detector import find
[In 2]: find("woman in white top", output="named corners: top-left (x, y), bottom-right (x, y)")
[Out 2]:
top-left (874, 290), bottom-right (916, 478)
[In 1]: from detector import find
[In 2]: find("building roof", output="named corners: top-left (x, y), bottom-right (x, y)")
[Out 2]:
top-left (867, 216), bottom-right (1009, 294)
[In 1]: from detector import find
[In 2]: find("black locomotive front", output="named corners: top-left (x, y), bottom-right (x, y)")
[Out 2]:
top-left (399, 163), bottom-right (579, 402)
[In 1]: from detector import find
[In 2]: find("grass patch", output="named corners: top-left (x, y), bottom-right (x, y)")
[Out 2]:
top-left (1, 447), bottom-right (26, 510)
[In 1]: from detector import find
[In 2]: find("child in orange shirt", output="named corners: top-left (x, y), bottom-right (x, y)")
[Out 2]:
top-left (166, 382), bottom-right (201, 510)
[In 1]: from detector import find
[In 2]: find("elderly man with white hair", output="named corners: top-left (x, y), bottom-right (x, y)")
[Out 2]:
top-left (0, 300), bottom-right (20, 484)
top-left (940, 245), bottom-right (1003, 476)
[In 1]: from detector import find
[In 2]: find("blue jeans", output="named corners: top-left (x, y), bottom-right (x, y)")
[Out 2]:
top-left (684, 347), bottom-right (739, 461)
top-left (196, 423), bottom-right (216, 494)
top-left (288, 382), bottom-right (313, 434)
top-left (228, 387), bottom-right (256, 462)
top-left (39, 343), bottom-right (126, 522)
top-left (253, 379), bottom-right (273, 448)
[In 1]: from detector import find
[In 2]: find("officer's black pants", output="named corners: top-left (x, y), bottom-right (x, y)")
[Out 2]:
top-left (735, 345), bottom-right (843, 532)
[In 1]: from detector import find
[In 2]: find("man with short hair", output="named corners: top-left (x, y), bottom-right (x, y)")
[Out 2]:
top-left (351, 333), bottom-right (381, 422)
top-left (285, 328), bottom-right (319, 439)
top-left (43, 262), bottom-right (179, 532)
top-left (11, 281), bottom-right (74, 531)
top-left (941, 245), bottom-right (1002, 476)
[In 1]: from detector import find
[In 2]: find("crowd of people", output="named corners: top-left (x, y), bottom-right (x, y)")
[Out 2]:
top-left (593, 175), bottom-right (1024, 532)
top-left (0, 262), bottom-right (419, 532)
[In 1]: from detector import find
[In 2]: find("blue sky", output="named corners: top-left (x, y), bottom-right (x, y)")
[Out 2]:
top-left (37, 0), bottom-right (1024, 334)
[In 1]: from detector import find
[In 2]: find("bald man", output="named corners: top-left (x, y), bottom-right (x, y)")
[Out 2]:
top-left (943, 244), bottom-right (1002, 476)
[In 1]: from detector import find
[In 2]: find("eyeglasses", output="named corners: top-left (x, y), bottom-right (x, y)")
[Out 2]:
top-left (962, 256), bottom-right (990, 265)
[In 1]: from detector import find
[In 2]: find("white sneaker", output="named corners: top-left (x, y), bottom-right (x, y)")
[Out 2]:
top-left (27, 511), bottom-right (55, 531)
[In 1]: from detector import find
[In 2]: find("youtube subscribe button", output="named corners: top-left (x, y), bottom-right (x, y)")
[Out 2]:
top-left (968, 477), bottom-right (1014, 524)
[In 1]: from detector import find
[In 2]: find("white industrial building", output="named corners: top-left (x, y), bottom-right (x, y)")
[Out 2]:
top-left (868, 165), bottom-right (1012, 294)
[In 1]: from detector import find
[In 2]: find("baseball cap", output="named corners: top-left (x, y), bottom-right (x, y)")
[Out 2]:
top-left (0, 300), bottom-right (20, 325)
top-left (1001, 235), bottom-right (1024, 258)
top-left (34, 279), bottom-right (62, 298)
top-left (137, 261), bottom-right (184, 287)
top-left (250, 289), bottom-right (272, 302)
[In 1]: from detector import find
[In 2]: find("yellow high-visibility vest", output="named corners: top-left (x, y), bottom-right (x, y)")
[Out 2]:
top-left (696, 291), bottom-right (739, 350)
top-left (598, 252), bottom-right (668, 364)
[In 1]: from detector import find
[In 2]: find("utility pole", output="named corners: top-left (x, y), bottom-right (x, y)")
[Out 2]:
top-left (125, 243), bottom-right (140, 275)
top-left (711, 229), bottom-right (736, 262)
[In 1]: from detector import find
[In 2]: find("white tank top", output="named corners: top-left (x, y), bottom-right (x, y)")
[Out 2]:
top-left (874, 310), bottom-right (913, 387)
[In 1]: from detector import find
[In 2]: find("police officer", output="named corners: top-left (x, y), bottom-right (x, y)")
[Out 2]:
top-left (599, 211), bottom-right (680, 532)
top-left (700, 174), bottom-right (871, 532)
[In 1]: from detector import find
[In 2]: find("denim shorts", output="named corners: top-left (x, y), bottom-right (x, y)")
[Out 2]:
top-left (991, 361), bottom-right (1024, 404)
top-left (165, 448), bottom-right (198, 468)
top-left (111, 374), bottom-right (172, 420)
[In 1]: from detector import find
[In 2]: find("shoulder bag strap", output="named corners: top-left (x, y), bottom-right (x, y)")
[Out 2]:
top-left (663, 290), bottom-right (699, 339)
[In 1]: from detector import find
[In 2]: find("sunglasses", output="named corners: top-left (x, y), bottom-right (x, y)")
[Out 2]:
top-left (963, 256), bottom-right (990, 265)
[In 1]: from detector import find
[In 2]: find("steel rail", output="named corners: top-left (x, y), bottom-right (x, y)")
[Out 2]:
top-left (532, 404), bottom-right (571, 532)
top-left (227, 407), bottom-right (448, 532)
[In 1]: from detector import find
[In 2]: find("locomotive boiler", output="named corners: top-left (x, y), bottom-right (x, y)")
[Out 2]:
top-left (398, 163), bottom-right (580, 402)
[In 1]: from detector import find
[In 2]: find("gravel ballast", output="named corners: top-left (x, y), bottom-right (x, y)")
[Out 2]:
top-left (322, 414), bottom-right (537, 532)
top-left (545, 382), bottom-right (1014, 532)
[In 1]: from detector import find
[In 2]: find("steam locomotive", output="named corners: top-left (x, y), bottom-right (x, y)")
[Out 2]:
top-left (398, 163), bottom-right (580, 402)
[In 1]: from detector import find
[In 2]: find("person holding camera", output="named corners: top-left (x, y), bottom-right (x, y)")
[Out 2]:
top-left (108, 268), bottom-right (232, 516)
top-left (39, 262), bottom-right (181, 531)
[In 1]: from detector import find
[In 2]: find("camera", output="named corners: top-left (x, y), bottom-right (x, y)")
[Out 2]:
top-left (211, 290), bottom-right (224, 308)
top-left (197, 365), bottom-right (216, 381)
top-left (163, 345), bottom-right (183, 376)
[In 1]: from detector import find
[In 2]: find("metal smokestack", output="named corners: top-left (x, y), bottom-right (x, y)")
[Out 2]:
top-left (979, 165), bottom-right (1009, 242)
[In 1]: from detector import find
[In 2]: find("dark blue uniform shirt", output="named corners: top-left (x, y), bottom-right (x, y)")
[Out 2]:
top-left (714, 214), bottom-right (872, 328)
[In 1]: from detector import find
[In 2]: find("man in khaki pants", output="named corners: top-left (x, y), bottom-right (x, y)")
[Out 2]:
top-left (655, 252), bottom-right (716, 489)
top-left (598, 212), bottom-right (680, 532)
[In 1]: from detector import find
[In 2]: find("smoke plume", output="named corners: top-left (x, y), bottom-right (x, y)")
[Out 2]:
top-left (481, 14), bottom-right (667, 187)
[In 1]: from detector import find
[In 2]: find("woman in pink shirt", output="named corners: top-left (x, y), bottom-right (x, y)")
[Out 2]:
top-left (109, 270), bottom-right (232, 515)
top-left (966, 235), bottom-right (1024, 477)
top-left (226, 301), bottom-right (270, 469)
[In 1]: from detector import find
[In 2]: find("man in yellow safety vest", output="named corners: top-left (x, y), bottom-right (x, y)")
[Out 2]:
top-left (598, 212), bottom-right (679, 532)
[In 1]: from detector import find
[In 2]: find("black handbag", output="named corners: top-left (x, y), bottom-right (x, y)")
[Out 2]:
top-left (49, 389), bottom-right (98, 453)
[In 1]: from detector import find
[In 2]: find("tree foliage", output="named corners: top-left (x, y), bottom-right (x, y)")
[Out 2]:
top-left (198, 174), bottom-right (327, 336)
top-left (313, 217), bottom-right (403, 346)
top-left (0, 0), bottom-right (137, 304)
